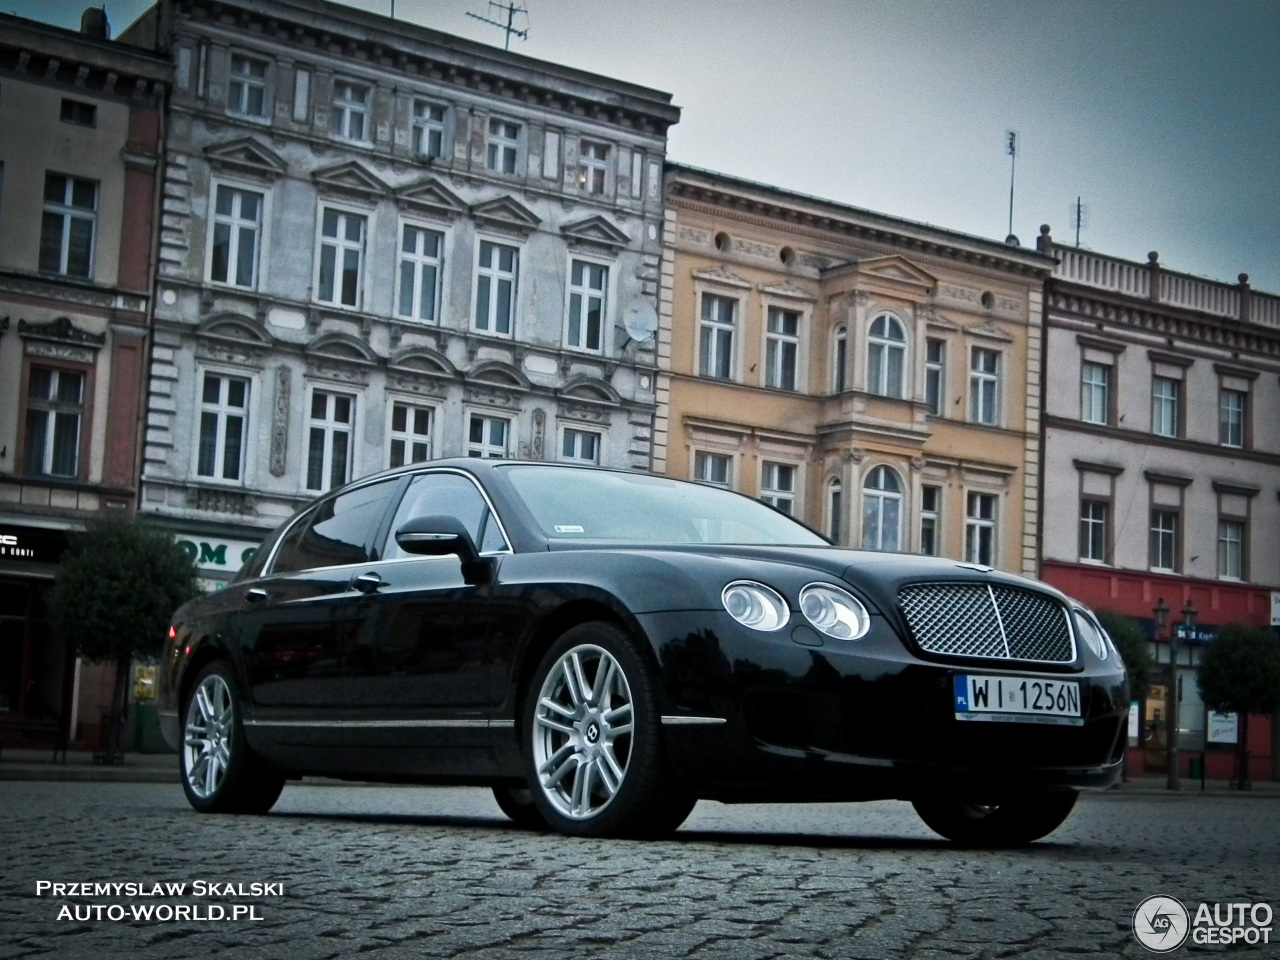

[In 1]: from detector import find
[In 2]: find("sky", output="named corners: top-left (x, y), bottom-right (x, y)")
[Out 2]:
top-left (10, 0), bottom-right (1280, 292)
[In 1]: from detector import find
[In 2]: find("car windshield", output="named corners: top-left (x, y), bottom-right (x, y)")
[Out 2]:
top-left (502, 465), bottom-right (828, 546)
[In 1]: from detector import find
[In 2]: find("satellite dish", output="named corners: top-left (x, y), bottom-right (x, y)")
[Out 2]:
top-left (622, 299), bottom-right (658, 343)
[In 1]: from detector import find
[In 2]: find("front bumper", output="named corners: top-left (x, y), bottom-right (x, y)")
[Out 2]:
top-left (639, 610), bottom-right (1128, 802)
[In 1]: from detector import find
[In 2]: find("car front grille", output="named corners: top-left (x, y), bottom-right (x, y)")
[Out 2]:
top-left (897, 583), bottom-right (1076, 664)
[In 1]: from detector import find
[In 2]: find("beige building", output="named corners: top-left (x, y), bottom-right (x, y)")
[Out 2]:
top-left (657, 165), bottom-right (1054, 576)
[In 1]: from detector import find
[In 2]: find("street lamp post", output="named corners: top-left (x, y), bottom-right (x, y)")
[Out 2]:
top-left (1152, 599), bottom-right (1171, 786)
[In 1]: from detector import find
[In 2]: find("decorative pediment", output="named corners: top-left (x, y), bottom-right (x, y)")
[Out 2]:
top-left (761, 280), bottom-right (816, 302)
top-left (967, 319), bottom-right (1014, 343)
top-left (469, 195), bottom-right (541, 237)
top-left (17, 316), bottom-right (105, 348)
top-left (196, 313), bottom-right (272, 346)
top-left (306, 332), bottom-right (379, 364)
top-left (560, 215), bottom-right (630, 253)
top-left (691, 265), bottom-right (752, 289)
top-left (822, 255), bottom-right (936, 303)
top-left (559, 375), bottom-right (620, 405)
top-left (395, 177), bottom-right (467, 220)
top-left (311, 161), bottom-right (389, 201)
top-left (389, 345), bottom-right (457, 377)
top-left (466, 359), bottom-right (530, 389)
top-left (203, 138), bottom-right (287, 180)
top-left (856, 255), bottom-right (937, 288)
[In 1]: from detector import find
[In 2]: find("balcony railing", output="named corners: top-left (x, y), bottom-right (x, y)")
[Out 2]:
top-left (1043, 233), bottom-right (1278, 328)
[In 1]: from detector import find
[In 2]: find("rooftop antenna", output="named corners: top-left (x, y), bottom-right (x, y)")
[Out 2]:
top-left (467, 1), bottom-right (529, 50)
top-left (1069, 196), bottom-right (1089, 248)
top-left (1004, 129), bottom-right (1019, 245)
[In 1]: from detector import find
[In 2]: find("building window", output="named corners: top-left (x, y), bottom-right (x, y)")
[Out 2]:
top-left (196, 373), bottom-right (248, 482)
top-left (1149, 509), bottom-right (1178, 572)
top-left (577, 140), bottom-right (608, 193)
top-left (331, 80), bottom-right (370, 142)
top-left (397, 224), bottom-right (442, 322)
top-left (59, 98), bottom-right (96, 126)
top-left (694, 451), bottom-right (731, 488)
top-left (316, 208), bottom-right (365, 308)
top-left (833, 326), bottom-right (847, 394)
top-left (920, 484), bottom-right (940, 556)
top-left (567, 260), bottom-right (607, 352)
top-left (1219, 389), bottom-right (1246, 448)
top-left (1079, 499), bottom-right (1109, 563)
top-left (1217, 519), bottom-right (1244, 580)
top-left (305, 390), bottom-right (354, 491)
top-left (925, 339), bottom-right (945, 416)
top-left (227, 54), bottom-right (268, 117)
top-left (388, 403), bottom-right (432, 468)
top-left (970, 347), bottom-right (1000, 425)
top-left (699, 294), bottom-right (736, 380)
top-left (1152, 376), bottom-right (1180, 437)
top-left (965, 492), bottom-right (997, 566)
top-left (828, 478), bottom-right (842, 542)
top-left (467, 413), bottom-right (509, 458)
top-left (861, 465), bottom-right (902, 552)
top-left (24, 367), bottom-right (83, 478)
top-left (40, 173), bottom-right (96, 278)
top-left (561, 427), bottom-right (600, 464)
top-left (412, 100), bottom-right (445, 158)
top-left (761, 462), bottom-right (796, 515)
top-left (487, 118), bottom-right (520, 174)
top-left (210, 185), bottom-right (262, 288)
top-left (765, 307), bottom-right (800, 391)
top-left (1081, 361), bottom-right (1111, 425)
top-left (475, 240), bottom-right (518, 336)
top-left (867, 314), bottom-right (906, 398)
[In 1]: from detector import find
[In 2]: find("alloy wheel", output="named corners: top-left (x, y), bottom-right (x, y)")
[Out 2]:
top-left (184, 673), bottom-right (234, 800)
top-left (531, 643), bottom-right (634, 819)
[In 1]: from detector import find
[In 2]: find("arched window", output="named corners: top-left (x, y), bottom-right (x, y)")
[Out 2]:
top-left (861, 465), bottom-right (902, 551)
top-left (827, 478), bottom-right (843, 543)
top-left (867, 313), bottom-right (906, 398)
top-left (832, 326), bottom-right (847, 394)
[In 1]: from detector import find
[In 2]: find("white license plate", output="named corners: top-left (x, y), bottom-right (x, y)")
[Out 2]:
top-left (954, 674), bottom-right (1083, 727)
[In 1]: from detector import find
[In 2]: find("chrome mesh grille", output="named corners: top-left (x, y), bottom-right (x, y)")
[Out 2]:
top-left (898, 583), bottom-right (1075, 664)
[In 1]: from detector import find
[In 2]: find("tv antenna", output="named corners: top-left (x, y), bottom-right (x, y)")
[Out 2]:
top-left (467, 1), bottom-right (529, 50)
top-left (1068, 196), bottom-right (1090, 248)
top-left (1004, 129), bottom-right (1018, 245)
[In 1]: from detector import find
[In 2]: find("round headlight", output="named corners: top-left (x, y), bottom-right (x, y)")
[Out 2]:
top-left (799, 583), bottom-right (871, 640)
top-left (1074, 610), bottom-right (1108, 660)
top-left (721, 581), bottom-right (790, 632)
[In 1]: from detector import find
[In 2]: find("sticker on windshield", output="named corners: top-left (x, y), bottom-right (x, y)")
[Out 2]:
top-left (554, 525), bottom-right (585, 534)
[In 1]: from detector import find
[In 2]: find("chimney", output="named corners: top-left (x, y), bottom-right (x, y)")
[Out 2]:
top-left (80, 6), bottom-right (111, 40)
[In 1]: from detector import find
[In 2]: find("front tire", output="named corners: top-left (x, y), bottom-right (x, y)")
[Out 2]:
top-left (181, 661), bottom-right (284, 814)
top-left (523, 622), bottom-right (694, 838)
top-left (912, 791), bottom-right (1078, 846)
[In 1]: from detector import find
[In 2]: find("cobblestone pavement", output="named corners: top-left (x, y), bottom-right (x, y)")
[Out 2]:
top-left (0, 781), bottom-right (1276, 960)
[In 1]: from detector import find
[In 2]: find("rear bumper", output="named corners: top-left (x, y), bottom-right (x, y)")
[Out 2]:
top-left (640, 610), bottom-right (1128, 802)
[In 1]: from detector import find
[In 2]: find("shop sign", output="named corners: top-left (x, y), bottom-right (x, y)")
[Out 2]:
top-left (174, 536), bottom-right (261, 573)
top-left (0, 525), bottom-right (69, 563)
top-left (1207, 711), bottom-right (1238, 745)
top-left (1271, 591), bottom-right (1280, 627)
top-left (133, 665), bottom-right (157, 702)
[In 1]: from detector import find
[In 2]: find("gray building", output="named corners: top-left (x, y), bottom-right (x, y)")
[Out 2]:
top-left (121, 0), bottom-right (678, 582)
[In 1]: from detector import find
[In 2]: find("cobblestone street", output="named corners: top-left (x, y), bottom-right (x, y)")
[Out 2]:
top-left (1, 780), bottom-right (1276, 959)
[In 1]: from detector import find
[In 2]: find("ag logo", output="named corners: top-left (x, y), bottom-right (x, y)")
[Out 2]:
top-left (1133, 895), bottom-right (1190, 952)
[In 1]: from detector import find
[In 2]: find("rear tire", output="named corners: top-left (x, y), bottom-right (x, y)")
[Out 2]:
top-left (492, 785), bottom-right (549, 830)
top-left (180, 661), bottom-right (284, 815)
top-left (523, 621), bottom-right (694, 838)
top-left (912, 791), bottom-right (1078, 846)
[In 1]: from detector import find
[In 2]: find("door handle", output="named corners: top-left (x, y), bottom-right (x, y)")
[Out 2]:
top-left (353, 572), bottom-right (383, 594)
top-left (245, 588), bottom-right (268, 603)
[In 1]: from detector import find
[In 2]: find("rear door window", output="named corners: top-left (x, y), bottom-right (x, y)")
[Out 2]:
top-left (272, 479), bottom-right (401, 574)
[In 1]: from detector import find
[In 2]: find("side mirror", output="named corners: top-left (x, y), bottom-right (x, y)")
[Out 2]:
top-left (393, 515), bottom-right (492, 586)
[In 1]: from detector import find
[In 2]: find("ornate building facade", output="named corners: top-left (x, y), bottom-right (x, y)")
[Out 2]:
top-left (121, 0), bottom-right (677, 584)
top-left (658, 165), bottom-right (1054, 576)
top-left (1037, 227), bottom-right (1280, 779)
top-left (0, 10), bottom-right (170, 743)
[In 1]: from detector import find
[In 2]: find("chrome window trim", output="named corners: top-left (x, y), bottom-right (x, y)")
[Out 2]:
top-left (260, 467), bottom-right (513, 579)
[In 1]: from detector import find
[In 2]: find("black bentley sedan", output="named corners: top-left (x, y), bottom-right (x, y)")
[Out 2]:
top-left (160, 459), bottom-right (1128, 844)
